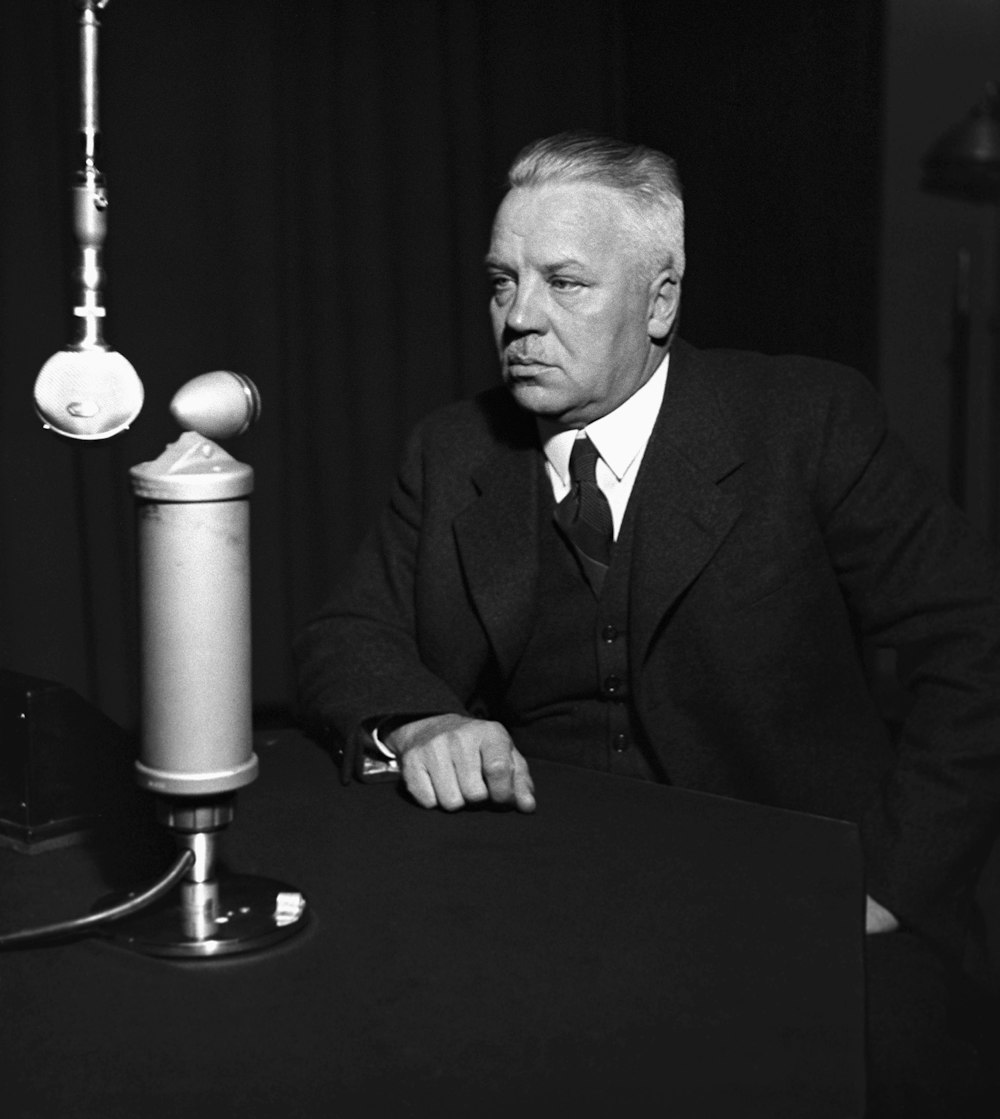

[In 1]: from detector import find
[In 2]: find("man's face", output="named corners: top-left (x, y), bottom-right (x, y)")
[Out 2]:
top-left (486, 182), bottom-right (675, 427)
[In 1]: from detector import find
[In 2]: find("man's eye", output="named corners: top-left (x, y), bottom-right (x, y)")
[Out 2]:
top-left (490, 274), bottom-right (515, 294)
top-left (550, 277), bottom-right (583, 291)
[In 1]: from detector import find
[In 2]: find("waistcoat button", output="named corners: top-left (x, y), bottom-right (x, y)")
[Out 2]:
top-left (612, 733), bottom-right (628, 752)
top-left (603, 674), bottom-right (622, 696)
top-left (601, 625), bottom-right (619, 643)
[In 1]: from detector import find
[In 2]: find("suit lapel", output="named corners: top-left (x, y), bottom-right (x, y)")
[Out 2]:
top-left (454, 427), bottom-right (541, 678)
top-left (630, 341), bottom-right (745, 666)
top-left (451, 342), bottom-right (745, 677)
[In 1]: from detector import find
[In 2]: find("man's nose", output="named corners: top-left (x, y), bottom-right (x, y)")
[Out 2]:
top-left (505, 277), bottom-right (547, 334)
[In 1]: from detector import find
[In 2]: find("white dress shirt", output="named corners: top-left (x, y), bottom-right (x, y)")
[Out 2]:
top-left (537, 353), bottom-right (669, 539)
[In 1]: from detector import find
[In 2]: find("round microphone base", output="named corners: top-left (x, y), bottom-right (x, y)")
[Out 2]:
top-left (100, 871), bottom-right (308, 959)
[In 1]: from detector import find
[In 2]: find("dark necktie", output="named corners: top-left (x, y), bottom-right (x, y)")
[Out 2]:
top-left (554, 434), bottom-right (613, 594)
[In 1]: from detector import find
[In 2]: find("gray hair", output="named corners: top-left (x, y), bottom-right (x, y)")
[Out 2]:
top-left (506, 131), bottom-right (685, 280)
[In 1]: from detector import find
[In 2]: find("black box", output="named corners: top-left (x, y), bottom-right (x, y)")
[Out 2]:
top-left (0, 670), bottom-right (134, 852)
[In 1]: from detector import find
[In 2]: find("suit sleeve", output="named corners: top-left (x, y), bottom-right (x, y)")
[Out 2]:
top-left (293, 421), bottom-right (470, 779)
top-left (814, 370), bottom-right (1000, 949)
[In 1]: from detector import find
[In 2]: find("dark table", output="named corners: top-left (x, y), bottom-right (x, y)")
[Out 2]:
top-left (1, 731), bottom-right (865, 1117)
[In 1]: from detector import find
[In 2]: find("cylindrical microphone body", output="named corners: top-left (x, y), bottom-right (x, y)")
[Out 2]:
top-left (131, 431), bottom-right (258, 796)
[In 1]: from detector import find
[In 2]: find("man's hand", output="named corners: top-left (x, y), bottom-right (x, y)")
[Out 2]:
top-left (865, 894), bottom-right (900, 934)
top-left (384, 713), bottom-right (536, 813)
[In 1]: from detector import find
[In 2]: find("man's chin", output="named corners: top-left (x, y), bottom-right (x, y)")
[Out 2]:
top-left (505, 379), bottom-right (568, 419)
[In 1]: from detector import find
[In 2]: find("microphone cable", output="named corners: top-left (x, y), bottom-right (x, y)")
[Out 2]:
top-left (0, 847), bottom-right (194, 949)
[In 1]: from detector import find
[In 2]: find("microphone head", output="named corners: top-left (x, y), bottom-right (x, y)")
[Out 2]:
top-left (169, 370), bottom-right (261, 439)
top-left (34, 347), bottom-right (144, 440)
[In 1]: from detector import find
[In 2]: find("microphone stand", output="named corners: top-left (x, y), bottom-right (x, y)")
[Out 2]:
top-left (108, 796), bottom-right (307, 958)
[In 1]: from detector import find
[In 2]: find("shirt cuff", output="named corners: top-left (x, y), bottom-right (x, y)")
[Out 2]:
top-left (370, 721), bottom-right (397, 759)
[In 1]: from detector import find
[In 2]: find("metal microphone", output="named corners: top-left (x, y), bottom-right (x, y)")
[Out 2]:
top-left (107, 372), bottom-right (308, 957)
top-left (33, 0), bottom-right (143, 440)
top-left (131, 372), bottom-right (262, 797)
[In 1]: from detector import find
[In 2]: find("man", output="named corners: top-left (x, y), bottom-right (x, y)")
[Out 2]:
top-left (295, 132), bottom-right (998, 1114)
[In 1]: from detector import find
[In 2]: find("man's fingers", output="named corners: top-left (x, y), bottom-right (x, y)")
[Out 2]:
top-left (426, 742), bottom-right (469, 811)
top-left (511, 749), bottom-right (536, 813)
top-left (402, 758), bottom-right (439, 809)
top-left (451, 738), bottom-right (491, 804)
top-left (481, 736), bottom-right (516, 802)
top-left (403, 737), bottom-right (479, 811)
top-left (482, 740), bottom-right (536, 812)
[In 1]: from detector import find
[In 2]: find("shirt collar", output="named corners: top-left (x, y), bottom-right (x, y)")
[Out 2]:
top-left (539, 353), bottom-right (670, 486)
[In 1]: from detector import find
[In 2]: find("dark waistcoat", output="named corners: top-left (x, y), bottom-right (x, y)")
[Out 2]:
top-left (500, 469), bottom-right (663, 782)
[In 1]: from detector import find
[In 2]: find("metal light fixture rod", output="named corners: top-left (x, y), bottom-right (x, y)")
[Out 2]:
top-left (73, 0), bottom-right (111, 350)
top-left (33, 0), bottom-right (144, 439)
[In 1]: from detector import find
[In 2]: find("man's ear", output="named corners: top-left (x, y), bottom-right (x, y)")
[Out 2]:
top-left (647, 267), bottom-right (681, 341)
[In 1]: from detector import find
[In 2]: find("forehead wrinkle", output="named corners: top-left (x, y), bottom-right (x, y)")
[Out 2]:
top-left (485, 241), bottom-right (591, 272)
top-left (542, 256), bottom-right (588, 272)
top-left (489, 184), bottom-right (636, 282)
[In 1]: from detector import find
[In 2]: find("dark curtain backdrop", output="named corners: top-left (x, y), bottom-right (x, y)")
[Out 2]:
top-left (0, 0), bottom-right (883, 728)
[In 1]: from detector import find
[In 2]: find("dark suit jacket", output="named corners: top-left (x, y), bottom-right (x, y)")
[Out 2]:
top-left (296, 339), bottom-right (1000, 952)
